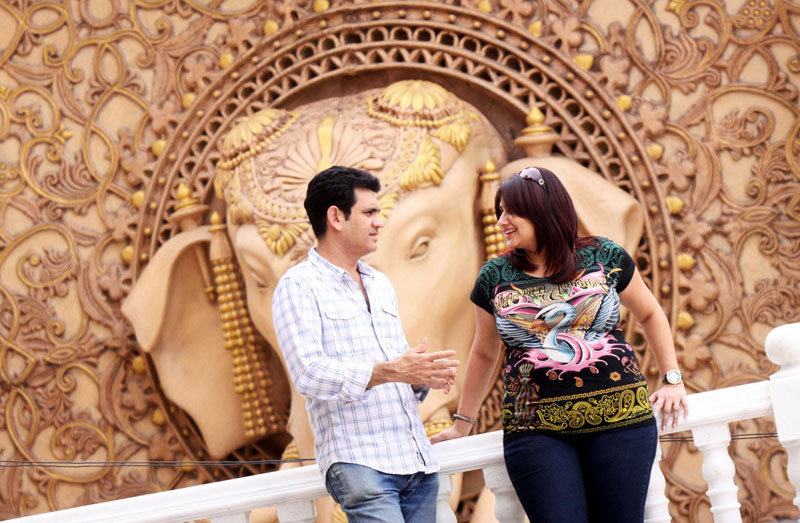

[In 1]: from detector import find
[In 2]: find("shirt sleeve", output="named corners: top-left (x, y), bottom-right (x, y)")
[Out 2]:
top-left (272, 276), bottom-right (374, 403)
top-left (469, 262), bottom-right (495, 315)
top-left (615, 247), bottom-right (635, 293)
top-left (596, 238), bottom-right (636, 293)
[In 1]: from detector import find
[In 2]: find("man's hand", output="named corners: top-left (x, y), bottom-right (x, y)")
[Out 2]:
top-left (396, 338), bottom-right (459, 391)
top-left (369, 337), bottom-right (459, 390)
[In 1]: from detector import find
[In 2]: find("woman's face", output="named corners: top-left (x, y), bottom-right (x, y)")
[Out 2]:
top-left (498, 198), bottom-right (537, 252)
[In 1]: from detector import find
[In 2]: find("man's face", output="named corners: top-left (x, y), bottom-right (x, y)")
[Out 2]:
top-left (339, 187), bottom-right (384, 258)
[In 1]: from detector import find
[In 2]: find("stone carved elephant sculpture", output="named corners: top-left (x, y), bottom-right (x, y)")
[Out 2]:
top-left (122, 79), bottom-right (644, 522)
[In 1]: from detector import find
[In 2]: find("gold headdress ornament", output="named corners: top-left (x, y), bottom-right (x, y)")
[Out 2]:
top-left (211, 110), bottom-right (302, 435)
top-left (217, 108), bottom-right (299, 171)
top-left (368, 80), bottom-right (477, 190)
top-left (213, 80), bottom-right (482, 259)
top-left (214, 107), bottom-right (300, 227)
top-left (215, 107), bottom-right (308, 257)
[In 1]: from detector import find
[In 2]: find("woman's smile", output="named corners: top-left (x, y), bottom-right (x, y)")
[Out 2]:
top-left (502, 227), bottom-right (516, 238)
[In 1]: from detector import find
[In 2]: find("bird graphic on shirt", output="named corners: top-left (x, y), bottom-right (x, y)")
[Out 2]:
top-left (535, 303), bottom-right (577, 363)
top-left (496, 273), bottom-right (612, 367)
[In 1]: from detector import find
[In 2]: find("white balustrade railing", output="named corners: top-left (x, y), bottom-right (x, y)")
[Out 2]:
top-left (644, 322), bottom-right (800, 523)
top-left (9, 323), bottom-right (800, 523)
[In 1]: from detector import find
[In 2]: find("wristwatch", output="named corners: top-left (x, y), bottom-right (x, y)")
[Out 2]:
top-left (662, 369), bottom-right (683, 385)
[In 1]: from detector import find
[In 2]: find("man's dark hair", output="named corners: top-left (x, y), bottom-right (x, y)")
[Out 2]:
top-left (304, 166), bottom-right (381, 239)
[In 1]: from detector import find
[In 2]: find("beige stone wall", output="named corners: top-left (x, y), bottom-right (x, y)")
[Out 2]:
top-left (0, 1), bottom-right (798, 521)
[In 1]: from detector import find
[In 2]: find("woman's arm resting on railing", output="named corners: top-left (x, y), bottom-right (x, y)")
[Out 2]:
top-left (620, 268), bottom-right (689, 431)
top-left (430, 306), bottom-right (503, 443)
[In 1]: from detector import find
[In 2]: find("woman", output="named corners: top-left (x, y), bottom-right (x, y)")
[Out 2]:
top-left (431, 167), bottom-right (688, 522)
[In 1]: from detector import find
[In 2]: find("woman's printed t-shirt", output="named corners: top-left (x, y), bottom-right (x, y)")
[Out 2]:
top-left (470, 238), bottom-right (655, 438)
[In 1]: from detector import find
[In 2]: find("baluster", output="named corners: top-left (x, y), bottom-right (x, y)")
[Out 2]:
top-left (644, 441), bottom-right (671, 522)
top-left (276, 500), bottom-right (316, 523)
top-left (435, 472), bottom-right (457, 523)
top-left (782, 443), bottom-right (800, 514)
top-left (482, 462), bottom-right (526, 523)
top-left (210, 512), bottom-right (250, 523)
top-left (692, 423), bottom-right (741, 523)
top-left (766, 322), bottom-right (800, 512)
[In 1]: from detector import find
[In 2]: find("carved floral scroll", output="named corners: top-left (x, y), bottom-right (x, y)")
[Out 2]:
top-left (0, 1), bottom-right (798, 521)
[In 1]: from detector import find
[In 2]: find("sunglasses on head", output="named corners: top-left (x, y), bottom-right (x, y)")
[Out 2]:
top-left (517, 167), bottom-right (545, 186)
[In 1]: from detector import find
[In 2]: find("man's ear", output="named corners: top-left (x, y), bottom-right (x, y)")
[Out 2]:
top-left (327, 205), bottom-right (345, 232)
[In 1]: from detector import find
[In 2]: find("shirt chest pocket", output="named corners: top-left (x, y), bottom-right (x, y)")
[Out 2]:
top-left (322, 305), bottom-right (373, 358)
top-left (373, 301), bottom-right (405, 354)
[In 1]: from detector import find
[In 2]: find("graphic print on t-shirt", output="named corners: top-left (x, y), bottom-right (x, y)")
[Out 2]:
top-left (493, 267), bottom-right (629, 379)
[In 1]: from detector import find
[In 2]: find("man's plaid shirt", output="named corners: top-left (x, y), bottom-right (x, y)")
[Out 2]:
top-left (272, 248), bottom-right (437, 479)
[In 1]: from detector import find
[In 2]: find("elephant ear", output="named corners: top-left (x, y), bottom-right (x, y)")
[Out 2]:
top-left (121, 226), bottom-right (247, 459)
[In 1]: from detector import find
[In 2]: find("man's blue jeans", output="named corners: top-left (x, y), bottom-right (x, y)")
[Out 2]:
top-left (504, 423), bottom-right (658, 523)
top-left (325, 463), bottom-right (438, 522)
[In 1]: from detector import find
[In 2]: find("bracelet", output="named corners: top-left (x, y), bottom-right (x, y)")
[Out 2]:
top-left (452, 413), bottom-right (476, 426)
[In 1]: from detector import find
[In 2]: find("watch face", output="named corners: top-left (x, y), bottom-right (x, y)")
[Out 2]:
top-left (666, 370), bottom-right (682, 384)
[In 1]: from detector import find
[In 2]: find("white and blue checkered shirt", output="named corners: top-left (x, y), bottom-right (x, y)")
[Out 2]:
top-left (272, 248), bottom-right (438, 478)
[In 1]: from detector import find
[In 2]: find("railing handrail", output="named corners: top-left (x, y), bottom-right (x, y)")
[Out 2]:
top-left (8, 377), bottom-right (784, 523)
top-left (12, 463), bottom-right (327, 523)
top-left (658, 380), bottom-right (772, 435)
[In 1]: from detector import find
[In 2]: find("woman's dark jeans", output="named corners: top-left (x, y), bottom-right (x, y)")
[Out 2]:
top-left (503, 423), bottom-right (658, 523)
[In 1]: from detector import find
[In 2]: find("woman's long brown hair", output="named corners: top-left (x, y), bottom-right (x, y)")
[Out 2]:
top-left (495, 167), bottom-right (595, 283)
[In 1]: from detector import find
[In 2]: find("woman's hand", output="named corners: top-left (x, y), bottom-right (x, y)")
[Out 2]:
top-left (649, 383), bottom-right (689, 431)
top-left (430, 423), bottom-right (472, 444)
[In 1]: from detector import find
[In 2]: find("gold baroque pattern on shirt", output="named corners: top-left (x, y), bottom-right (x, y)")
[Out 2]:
top-left (508, 383), bottom-right (653, 433)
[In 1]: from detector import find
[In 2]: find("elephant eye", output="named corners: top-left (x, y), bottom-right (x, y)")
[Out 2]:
top-left (408, 235), bottom-right (431, 261)
top-left (243, 262), bottom-right (270, 292)
top-left (252, 274), bottom-right (269, 292)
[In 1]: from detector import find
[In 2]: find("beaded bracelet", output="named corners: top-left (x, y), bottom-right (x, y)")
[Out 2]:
top-left (452, 413), bottom-right (476, 425)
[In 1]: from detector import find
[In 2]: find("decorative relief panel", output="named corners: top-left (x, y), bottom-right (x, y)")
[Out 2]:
top-left (0, 1), bottom-right (798, 521)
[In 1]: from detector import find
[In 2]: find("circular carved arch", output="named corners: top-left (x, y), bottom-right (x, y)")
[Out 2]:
top-left (131, 1), bottom-right (679, 473)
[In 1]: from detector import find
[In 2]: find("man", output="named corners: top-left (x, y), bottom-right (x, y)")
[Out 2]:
top-left (272, 166), bottom-right (459, 522)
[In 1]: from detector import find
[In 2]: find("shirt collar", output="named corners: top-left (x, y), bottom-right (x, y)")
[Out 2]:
top-left (308, 247), bottom-right (375, 282)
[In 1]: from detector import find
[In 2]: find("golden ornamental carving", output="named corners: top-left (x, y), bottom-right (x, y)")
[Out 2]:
top-left (214, 108), bottom-right (307, 257)
top-left (217, 108), bottom-right (299, 170)
top-left (256, 220), bottom-right (308, 258)
top-left (400, 135), bottom-right (443, 191)
top-left (368, 79), bottom-right (476, 153)
top-left (1, 0), bottom-right (798, 520)
top-left (213, 79), bottom-right (484, 259)
top-left (368, 80), bottom-right (466, 128)
top-left (424, 418), bottom-right (455, 438)
top-left (479, 160), bottom-right (503, 260)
